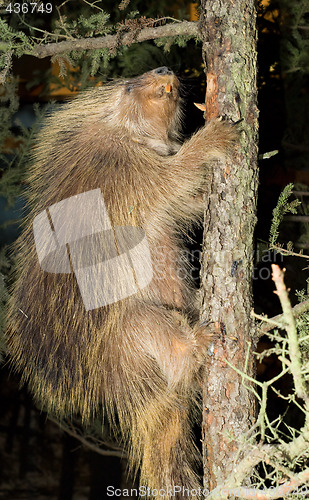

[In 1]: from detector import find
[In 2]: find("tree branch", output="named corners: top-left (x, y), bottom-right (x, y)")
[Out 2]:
top-left (208, 443), bottom-right (309, 499)
top-left (14, 21), bottom-right (199, 59)
top-left (252, 298), bottom-right (309, 335)
top-left (210, 466), bottom-right (309, 499)
top-left (271, 264), bottom-right (308, 402)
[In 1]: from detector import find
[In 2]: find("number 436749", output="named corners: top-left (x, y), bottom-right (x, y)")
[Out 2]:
top-left (6, 3), bottom-right (53, 14)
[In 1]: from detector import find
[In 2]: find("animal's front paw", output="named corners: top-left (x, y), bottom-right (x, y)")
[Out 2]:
top-left (193, 319), bottom-right (216, 349)
top-left (204, 116), bottom-right (241, 152)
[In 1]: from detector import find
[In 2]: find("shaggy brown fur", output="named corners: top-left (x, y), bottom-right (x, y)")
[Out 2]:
top-left (6, 67), bottom-right (238, 497)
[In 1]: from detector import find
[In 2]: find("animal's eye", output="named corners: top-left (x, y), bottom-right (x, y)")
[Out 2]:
top-left (126, 85), bottom-right (133, 93)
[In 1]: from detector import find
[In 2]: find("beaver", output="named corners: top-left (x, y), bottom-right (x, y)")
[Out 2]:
top-left (6, 66), bottom-right (238, 497)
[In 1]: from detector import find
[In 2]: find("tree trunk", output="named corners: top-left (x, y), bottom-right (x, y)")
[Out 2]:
top-left (199, 0), bottom-right (259, 490)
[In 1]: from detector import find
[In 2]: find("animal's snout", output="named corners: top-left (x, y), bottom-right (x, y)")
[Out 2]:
top-left (154, 67), bottom-right (173, 76)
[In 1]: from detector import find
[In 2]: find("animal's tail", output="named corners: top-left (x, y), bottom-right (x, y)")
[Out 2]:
top-left (137, 394), bottom-right (201, 499)
top-left (103, 303), bottom-right (207, 499)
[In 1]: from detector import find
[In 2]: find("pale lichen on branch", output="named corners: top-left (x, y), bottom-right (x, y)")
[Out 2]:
top-left (271, 264), bottom-right (308, 403)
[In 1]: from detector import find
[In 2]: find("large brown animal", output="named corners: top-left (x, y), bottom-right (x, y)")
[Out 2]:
top-left (6, 67), bottom-right (238, 497)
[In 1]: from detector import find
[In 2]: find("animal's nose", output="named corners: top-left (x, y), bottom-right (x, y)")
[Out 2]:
top-left (154, 66), bottom-right (173, 75)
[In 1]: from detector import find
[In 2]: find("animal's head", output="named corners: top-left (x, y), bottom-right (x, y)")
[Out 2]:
top-left (108, 67), bottom-right (183, 142)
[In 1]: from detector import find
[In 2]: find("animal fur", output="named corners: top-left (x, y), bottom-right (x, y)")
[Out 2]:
top-left (6, 67), bottom-right (238, 497)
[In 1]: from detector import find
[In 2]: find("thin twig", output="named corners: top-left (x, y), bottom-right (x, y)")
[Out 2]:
top-left (269, 244), bottom-right (309, 259)
top-left (48, 417), bottom-right (126, 458)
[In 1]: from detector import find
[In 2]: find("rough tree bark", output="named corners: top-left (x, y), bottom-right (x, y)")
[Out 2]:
top-left (199, 0), bottom-right (259, 491)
